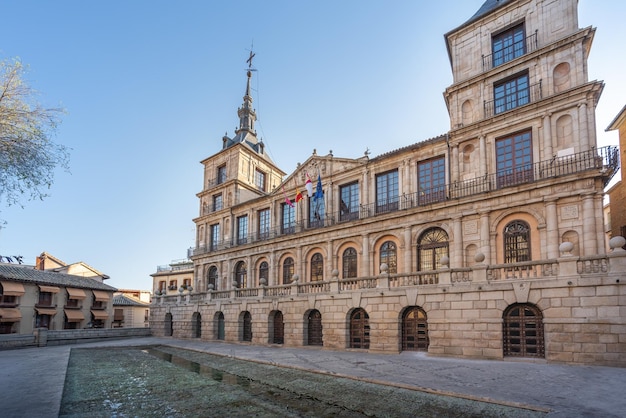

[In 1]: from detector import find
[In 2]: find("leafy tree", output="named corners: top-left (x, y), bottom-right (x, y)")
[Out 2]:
top-left (0, 59), bottom-right (69, 217)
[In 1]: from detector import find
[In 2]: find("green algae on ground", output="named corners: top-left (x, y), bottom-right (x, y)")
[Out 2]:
top-left (59, 346), bottom-right (546, 417)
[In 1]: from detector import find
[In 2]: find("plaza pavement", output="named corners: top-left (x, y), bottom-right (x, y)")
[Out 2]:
top-left (0, 336), bottom-right (624, 417)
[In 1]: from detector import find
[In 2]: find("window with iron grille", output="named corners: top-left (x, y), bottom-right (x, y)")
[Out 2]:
top-left (376, 170), bottom-right (399, 213)
top-left (492, 23), bottom-right (526, 67)
top-left (210, 224), bottom-right (220, 251)
top-left (282, 257), bottom-right (294, 284)
top-left (212, 194), bottom-right (223, 211)
top-left (496, 130), bottom-right (533, 188)
top-left (237, 215), bottom-right (248, 245)
top-left (340, 182), bottom-right (359, 221)
top-left (235, 261), bottom-right (247, 289)
top-left (417, 228), bottom-right (449, 270)
top-left (504, 220), bottom-right (531, 263)
top-left (494, 72), bottom-right (529, 114)
top-left (217, 165), bottom-right (226, 184)
top-left (342, 247), bottom-right (358, 278)
top-left (207, 266), bottom-right (218, 290)
top-left (255, 169), bottom-right (266, 191)
top-left (281, 203), bottom-right (295, 234)
top-left (258, 209), bottom-right (270, 239)
top-left (418, 157), bottom-right (446, 205)
top-left (379, 241), bottom-right (397, 274)
top-left (258, 261), bottom-right (269, 285)
top-left (310, 253), bottom-right (324, 281)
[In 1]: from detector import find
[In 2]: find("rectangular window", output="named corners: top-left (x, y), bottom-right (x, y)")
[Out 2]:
top-left (255, 169), bottom-right (266, 191)
top-left (308, 195), bottom-right (325, 228)
top-left (258, 208), bottom-right (270, 240)
top-left (492, 23), bottom-right (526, 67)
top-left (210, 223), bottom-right (220, 251)
top-left (494, 72), bottom-right (529, 114)
top-left (212, 194), bottom-right (223, 211)
top-left (37, 292), bottom-right (53, 307)
top-left (237, 215), bottom-right (248, 245)
top-left (281, 203), bottom-right (295, 234)
top-left (159, 281), bottom-right (166, 291)
top-left (418, 157), bottom-right (446, 205)
top-left (169, 280), bottom-right (177, 290)
top-left (340, 182), bottom-right (359, 222)
top-left (376, 170), bottom-right (399, 213)
top-left (217, 165), bottom-right (226, 184)
top-left (496, 130), bottom-right (533, 188)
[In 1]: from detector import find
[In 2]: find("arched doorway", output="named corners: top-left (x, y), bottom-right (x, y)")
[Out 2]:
top-left (349, 308), bottom-right (370, 349)
top-left (401, 307), bottom-right (428, 351)
top-left (307, 310), bottom-right (323, 346)
top-left (241, 311), bottom-right (252, 342)
top-left (270, 311), bottom-right (284, 344)
top-left (164, 313), bottom-right (173, 337)
top-left (191, 312), bottom-right (201, 338)
top-left (503, 303), bottom-right (544, 358)
top-left (216, 312), bottom-right (225, 340)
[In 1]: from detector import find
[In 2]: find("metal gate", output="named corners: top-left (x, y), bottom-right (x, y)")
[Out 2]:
top-left (242, 311), bottom-right (252, 342)
top-left (273, 311), bottom-right (284, 344)
top-left (402, 307), bottom-right (428, 351)
top-left (307, 310), bottom-right (323, 346)
top-left (350, 308), bottom-right (370, 349)
top-left (217, 312), bottom-right (225, 340)
top-left (164, 313), bottom-right (173, 337)
top-left (503, 304), bottom-right (544, 357)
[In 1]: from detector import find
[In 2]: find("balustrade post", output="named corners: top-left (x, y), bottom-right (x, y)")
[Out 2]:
top-left (557, 242), bottom-right (578, 276)
top-left (472, 252), bottom-right (487, 282)
top-left (608, 236), bottom-right (626, 275)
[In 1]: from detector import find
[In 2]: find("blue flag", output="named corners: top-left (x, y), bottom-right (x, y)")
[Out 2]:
top-left (314, 175), bottom-right (323, 200)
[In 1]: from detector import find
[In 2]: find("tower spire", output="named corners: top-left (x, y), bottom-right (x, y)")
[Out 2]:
top-left (235, 48), bottom-right (257, 139)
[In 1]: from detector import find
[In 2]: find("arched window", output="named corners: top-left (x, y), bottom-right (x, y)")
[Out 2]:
top-left (417, 228), bottom-right (449, 270)
top-left (503, 303), bottom-right (544, 358)
top-left (234, 261), bottom-right (247, 289)
top-left (282, 257), bottom-right (294, 284)
top-left (379, 241), bottom-right (397, 274)
top-left (258, 261), bottom-right (269, 286)
top-left (504, 220), bottom-right (531, 263)
top-left (342, 247), bottom-right (357, 278)
top-left (310, 253), bottom-right (324, 281)
top-left (207, 266), bottom-right (218, 290)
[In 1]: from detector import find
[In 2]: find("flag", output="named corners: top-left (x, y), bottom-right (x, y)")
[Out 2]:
top-left (305, 173), bottom-right (313, 197)
top-left (295, 188), bottom-right (303, 203)
top-left (282, 186), bottom-right (294, 207)
top-left (314, 174), bottom-right (323, 201)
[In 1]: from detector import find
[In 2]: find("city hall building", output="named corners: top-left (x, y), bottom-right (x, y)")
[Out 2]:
top-left (150, 0), bottom-right (625, 366)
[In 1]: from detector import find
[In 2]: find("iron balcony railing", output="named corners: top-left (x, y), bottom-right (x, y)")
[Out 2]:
top-left (482, 30), bottom-right (538, 72)
top-left (189, 146), bottom-right (618, 257)
top-left (484, 80), bottom-right (542, 118)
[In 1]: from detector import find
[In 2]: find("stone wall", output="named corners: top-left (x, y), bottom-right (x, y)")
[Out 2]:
top-left (0, 327), bottom-right (152, 349)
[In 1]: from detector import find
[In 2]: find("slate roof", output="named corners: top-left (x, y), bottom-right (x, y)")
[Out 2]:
top-left (0, 264), bottom-right (117, 291)
top-left (113, 294), bottom-right (150, 307)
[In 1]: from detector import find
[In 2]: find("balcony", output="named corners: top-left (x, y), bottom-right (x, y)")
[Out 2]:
top-left (189, 146), bottom-right (618, 257)
top-left (482, 30), bottom-right (538, 72)
top-left (154, 253), bottom-right (625, 306)
top-left (483, 80), bottom-right (542, 118)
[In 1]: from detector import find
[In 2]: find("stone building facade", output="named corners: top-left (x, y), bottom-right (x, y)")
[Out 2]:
top-left (150, 0), bottom-right (625, 366)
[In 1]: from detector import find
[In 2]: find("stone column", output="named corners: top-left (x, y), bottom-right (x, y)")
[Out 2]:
top-left (543, 113), bottom-right (553, 159)
top-left (452, 215), bottom-right (463, 268)
top-left (545, 198), bottom-right (559, 259)
top-left (578, 101), bottom-right (589, 151)
top-left (582, 192), bottom-right (597, 256)
top-left (451, 144), bottom-right (459, 183)
top-left (479, 211), bottom-right (491, 264)
top-left (246, 255), bottom-right (253, 288)
top-left (479, 135), bottom-right (487, 176)
top-left (361, 234), bottom-right (370, 277)
top-left (404, 226), bottom-right (412, 273)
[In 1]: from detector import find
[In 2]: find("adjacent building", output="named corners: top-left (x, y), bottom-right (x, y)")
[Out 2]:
top-left (150, 0), bottom-right (625, 366)
top-left (112, 290), bottom-right (151, 328)
top-left (606, 104), bottom-right (626, 242)
top-left (0, 257), bottom-right (116, 333)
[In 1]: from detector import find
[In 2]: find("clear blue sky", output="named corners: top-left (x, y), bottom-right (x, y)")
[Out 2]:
top-left (0, 1), bottom-right (624, 291)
